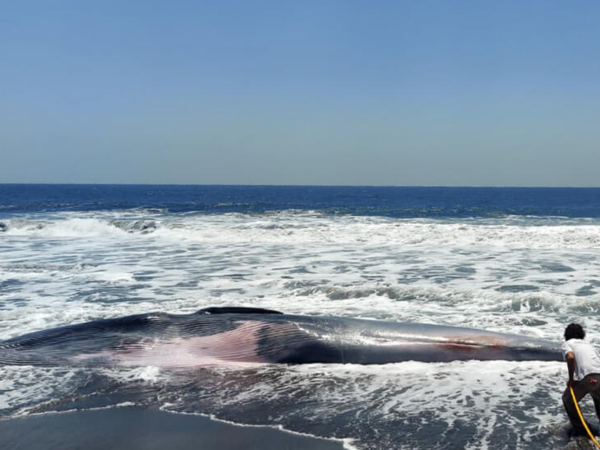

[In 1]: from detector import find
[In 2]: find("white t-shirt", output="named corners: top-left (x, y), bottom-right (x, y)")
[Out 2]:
top-left (562, 339), bottom-right (600, 381)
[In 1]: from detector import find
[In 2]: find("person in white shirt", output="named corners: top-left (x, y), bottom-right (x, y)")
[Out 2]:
top-left (562, 323), bottom-right (600, 433)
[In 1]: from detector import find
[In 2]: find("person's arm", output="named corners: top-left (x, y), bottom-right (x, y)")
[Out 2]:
top-left (566, 351), bottom-right (576, 386)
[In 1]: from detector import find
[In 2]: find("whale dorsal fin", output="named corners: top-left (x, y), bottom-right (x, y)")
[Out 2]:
top-left (196, 306), bottom-right (283, 315)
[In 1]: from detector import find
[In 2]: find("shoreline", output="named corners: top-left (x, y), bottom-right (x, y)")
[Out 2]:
top-left (0, 407), bottom-right (346, 450)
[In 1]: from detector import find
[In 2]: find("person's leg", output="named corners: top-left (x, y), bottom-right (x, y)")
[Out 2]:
top-left (592, 396), bottom-right (600, 422)
top-left (563, 381), bottom-right (591, 432)
top-left (588, 375), bottom-right (600, 421)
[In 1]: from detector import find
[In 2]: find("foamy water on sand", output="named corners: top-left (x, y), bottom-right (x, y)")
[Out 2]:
top-left (2, 186), bottom-right (600, 449)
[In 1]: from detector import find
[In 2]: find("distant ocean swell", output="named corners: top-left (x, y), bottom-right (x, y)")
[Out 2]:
top-left (2, 185), bottom-right (600, 218)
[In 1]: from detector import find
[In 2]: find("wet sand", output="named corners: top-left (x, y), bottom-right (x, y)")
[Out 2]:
top-left (0, 407), bottom-right (345, 450)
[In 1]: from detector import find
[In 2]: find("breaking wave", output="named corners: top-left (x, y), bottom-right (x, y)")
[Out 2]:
top-left (0, 218), bottom-right (158, 237)
top-left (2, 213), bottom-right (600, 249)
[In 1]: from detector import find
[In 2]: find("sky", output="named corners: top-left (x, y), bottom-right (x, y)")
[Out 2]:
top-left (1, 0), bottom-right (599, 186)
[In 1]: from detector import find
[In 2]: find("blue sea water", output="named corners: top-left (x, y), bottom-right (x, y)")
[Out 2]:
top-left (3, 184), bottom-right (600, 218)
top-left (2, 184), bottom-right (600, 449)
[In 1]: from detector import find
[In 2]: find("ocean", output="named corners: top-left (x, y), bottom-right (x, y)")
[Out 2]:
top-left (2, 184), bottom-right (600, 449)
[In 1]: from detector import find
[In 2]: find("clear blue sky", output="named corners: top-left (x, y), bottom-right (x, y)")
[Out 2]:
top-left (1, 0), bottom-right (599, 186)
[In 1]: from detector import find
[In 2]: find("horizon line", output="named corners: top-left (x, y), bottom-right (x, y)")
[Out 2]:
top-left (1, 183), bottom-right (600, 189)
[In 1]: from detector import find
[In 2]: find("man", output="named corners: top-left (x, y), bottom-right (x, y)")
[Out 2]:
top-left (562, 323), bottom-right (600, 433)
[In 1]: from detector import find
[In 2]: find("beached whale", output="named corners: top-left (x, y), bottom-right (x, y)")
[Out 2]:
top-left (0, 307), bottom-right (562, 367)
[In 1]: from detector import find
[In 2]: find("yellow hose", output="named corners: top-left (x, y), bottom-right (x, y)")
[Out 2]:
top-left (570, 385), bottom-right (600, 448)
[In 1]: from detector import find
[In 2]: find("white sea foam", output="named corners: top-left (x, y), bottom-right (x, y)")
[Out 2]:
top-left (3, 212), bottom-right (600, 249)
top-left (0, 366), bottom-right (82, 414)
top-left (150, 360), bottom-right (568, 449)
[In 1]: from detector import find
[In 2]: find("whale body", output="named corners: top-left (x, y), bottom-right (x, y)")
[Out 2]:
top-left (0, 307), bottom-right (562, 367)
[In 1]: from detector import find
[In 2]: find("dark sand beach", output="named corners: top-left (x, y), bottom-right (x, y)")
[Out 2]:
top-left (0, 407), bottom-right (345, 450)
